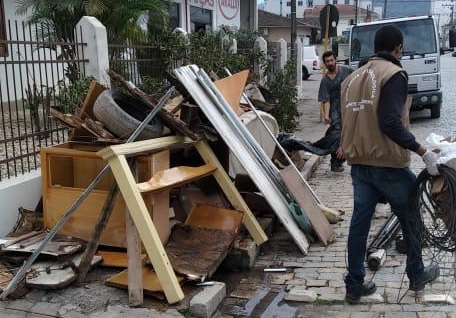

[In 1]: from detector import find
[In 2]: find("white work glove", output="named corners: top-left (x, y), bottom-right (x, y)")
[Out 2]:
top-left (422, 150), bottom-right (440, 176)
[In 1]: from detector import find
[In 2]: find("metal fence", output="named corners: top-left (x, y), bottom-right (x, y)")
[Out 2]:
top-left (108, 29), bottom-right (167, 88)
top-left (0, 20), bottom-right (87, 181)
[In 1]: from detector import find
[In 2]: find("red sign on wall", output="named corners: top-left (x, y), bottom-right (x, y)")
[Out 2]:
top-left (218, 0), bottom-right (239, 20)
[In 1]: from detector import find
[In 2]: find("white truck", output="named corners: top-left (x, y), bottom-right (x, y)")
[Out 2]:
top-left (348, 16), bottom-right (442, 118)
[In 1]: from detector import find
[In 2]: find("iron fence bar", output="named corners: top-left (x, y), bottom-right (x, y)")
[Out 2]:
top-left (108, 44), bottom-right (158, 49)
top-left (14, 20), bottom-right (28, 171)
top-left (108, 58), bottom-right (162, 63)
top-left (0, 39), bottom-right (88, 47)
top-left (0, 151), bottom-right (40, 165)
top-left (5, 20), bottom-right (17, 177)
top-left (33, 23), bottom-right (45, 150)
top-left (45, 22), bottom-right (59, 143)
top-left (1, 59), bottom-right (89, 65)
top-left (21, 20), bottom-right (36, 170)
top-left (0, 126), bottom-right (67, 143)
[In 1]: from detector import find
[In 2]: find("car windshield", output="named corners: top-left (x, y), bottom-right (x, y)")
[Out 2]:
top-left (350, 18), bottom-right (437, 61)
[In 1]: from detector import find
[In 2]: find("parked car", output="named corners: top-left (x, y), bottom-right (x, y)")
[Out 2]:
top-left (302, 45), bottom-right (321, 80)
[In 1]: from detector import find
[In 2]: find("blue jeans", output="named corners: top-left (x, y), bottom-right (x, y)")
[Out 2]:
top-left (345, 164), bottom-right (424, 294)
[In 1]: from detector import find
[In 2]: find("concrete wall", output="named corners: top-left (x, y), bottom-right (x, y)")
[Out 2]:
top-left (265, 26), bottom-right (312, 43)
top-left (0, 170), bottom-right (41, 236)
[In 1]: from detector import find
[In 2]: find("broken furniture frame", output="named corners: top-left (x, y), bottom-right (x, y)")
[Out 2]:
top-left (97, 135), bottom-right (268, 304)
top-left (0, 87), bottom-right (175, 301)
top-left (224, 68), bottom-right (337, 245)
top-left (174, 65), bottom-right (335, 254)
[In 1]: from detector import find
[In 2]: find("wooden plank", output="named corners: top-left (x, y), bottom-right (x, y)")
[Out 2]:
top-left (214, 70), bottom-right (249, 116)
top-left (136, 164), bottom-right (217, 194)
top-left (4, 233), bottom-right (83, 257)
top-left (105, 267), bottom-right (184, 295)
top-left (97, 251), bottom-right (146, 268)
top-left (174, 66), bottom-right (308, 254)
top-left (185, 203), bottom-right (243, 232)
top-left (97, 135), bottom-right (195, 160)
top-left (194, 140), bottom-right (268, 246)
top-left (107, 155), bottom-right (184, 304)
top-left (71, 81), bottom-right (107, 141)
top-left (149, 150), bottom-right (171, 243)
top-left (279, 166), bottom-right (336, 245)
top-left (126, 208), bottom-right (143, 306)
top-left (165, 224), bottom-right (235, 280)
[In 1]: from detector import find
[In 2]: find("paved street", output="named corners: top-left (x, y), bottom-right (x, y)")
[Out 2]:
top-left (218, 53), bottom-right (456, 318)
top-left (0, 54), bottom-right (455, 318)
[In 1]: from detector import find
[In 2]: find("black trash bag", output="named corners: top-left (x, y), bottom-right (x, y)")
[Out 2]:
top-left (278, 127), bottom-right (340, 156)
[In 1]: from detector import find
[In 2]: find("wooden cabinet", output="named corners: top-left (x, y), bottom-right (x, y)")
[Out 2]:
top-left (41, 142), bottom-right (154, 248)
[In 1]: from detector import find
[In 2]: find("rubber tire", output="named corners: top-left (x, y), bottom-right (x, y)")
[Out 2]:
top-left (430, 103), bottom-right (441, 119)
top-left (93, 90), bottom-right (163, 140)
top-left (302, 66), bottom-right (310, 80)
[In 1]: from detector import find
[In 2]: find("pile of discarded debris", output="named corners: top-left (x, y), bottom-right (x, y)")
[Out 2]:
top-left (0, 66), bottom-right (343, 307)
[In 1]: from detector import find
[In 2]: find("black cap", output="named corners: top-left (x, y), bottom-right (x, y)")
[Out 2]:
top-left (374, 24), bottom-right (403, 53)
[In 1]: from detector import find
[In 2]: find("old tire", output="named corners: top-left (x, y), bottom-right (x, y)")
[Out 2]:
top-left (302, 66), bottom-right (310, 80)
top-left (93, 90), bottom-right (163, 140)
top-left (430, 103), bottom-right (441, 119)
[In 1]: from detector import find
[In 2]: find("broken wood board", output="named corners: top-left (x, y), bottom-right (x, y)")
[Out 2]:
top-left (214, 70), bottom-right (249, 116)
top-left (71, 81), bottom-right (107, 141)
top-left (97, 251), bottom-right (147, 268)
top-left (105, 267), bottom-right (184, 296)
top-left (185, 203), bottom-right (243, 232)
top-left (25, 254), bottom-right (102, 289)
top-left (174, 65), bottom-right (309, 254)
top-left (3, 232), bottom-right (83, 257)
top-left (0, 231), bottom-right (44, 249)
top-left (51, 108), bottom-right (117, 142)
top-left (136, 164), bottom-right (217, 194)
top-left (165, 224), bottom-right (235, 281)
top-left (279, 165), bottom-right (336, 245)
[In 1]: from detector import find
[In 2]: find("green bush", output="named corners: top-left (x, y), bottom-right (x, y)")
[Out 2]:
top-left (267, 60), bottom-right (299, 132)
top-left (56, 76), bottom-right (95, 114)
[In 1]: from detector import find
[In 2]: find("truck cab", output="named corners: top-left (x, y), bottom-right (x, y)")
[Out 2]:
top-left (348, 16), bottom-right (442, 118)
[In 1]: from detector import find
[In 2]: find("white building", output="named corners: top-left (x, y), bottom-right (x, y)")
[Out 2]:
top-left (171, 0), bottom-right (258, 32)
top-left (264, 0), bottom-right (373, 19)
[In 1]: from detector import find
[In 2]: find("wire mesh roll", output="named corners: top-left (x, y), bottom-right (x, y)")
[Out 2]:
top-left (409, 165), bottom-right (456, 252)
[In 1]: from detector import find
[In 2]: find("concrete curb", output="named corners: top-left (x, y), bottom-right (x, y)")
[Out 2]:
top-left (301, 153), bottom-right (322, 181)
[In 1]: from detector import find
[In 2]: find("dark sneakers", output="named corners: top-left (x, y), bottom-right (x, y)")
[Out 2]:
top-left (345, 281), bottom-right (377, 304)
top-left (409, 264), bottom-right (440, 292)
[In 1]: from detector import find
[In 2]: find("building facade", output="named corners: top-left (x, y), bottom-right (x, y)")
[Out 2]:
top-left (372, 0), bottom-right (432, 19)
top-left (264, 0), bottom-right (373, 19)
top-left (170, 0), bottom-right (258, 32)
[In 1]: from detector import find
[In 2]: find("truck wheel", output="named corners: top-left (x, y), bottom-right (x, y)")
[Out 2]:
top-left (430, 103), bottom-right (441, 119)
top-left (302, 66), bottom-right (310, 80)
top-left (93, 90), bottom-right (163, 140)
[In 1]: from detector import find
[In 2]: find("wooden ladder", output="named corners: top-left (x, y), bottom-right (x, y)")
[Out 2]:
top-left (97, 135), bottom-right (267, 304)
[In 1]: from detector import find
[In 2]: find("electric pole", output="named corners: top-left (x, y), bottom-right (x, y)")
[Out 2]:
top-left (355, 0), bottom-right (358, 24)
top-left (291, 0), bottom-right (297, 62)
top-left (383, 0), bottom-right (388, 18)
